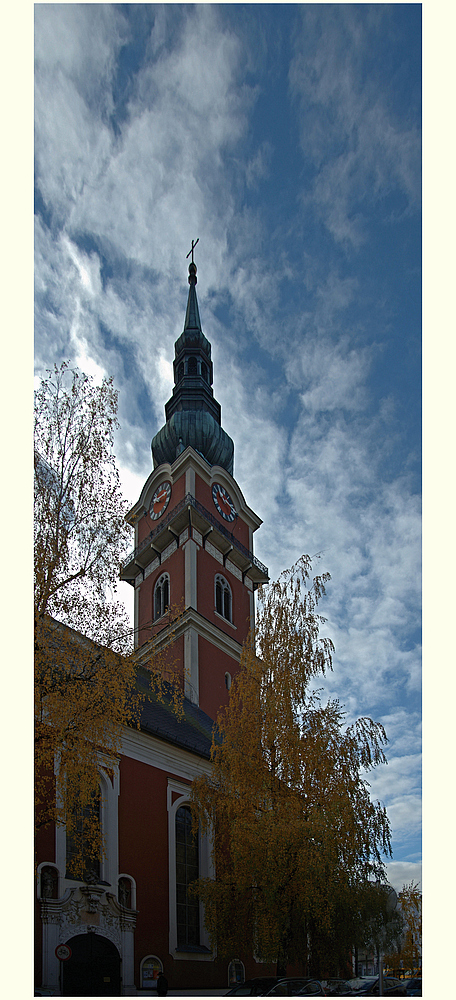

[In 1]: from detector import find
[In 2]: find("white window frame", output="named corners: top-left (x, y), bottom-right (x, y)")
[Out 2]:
top-left (118, 872), bottom-right (137, 910)
top-left (154, 572), bottom-right (170, 621)
top-left (215, 574), bottom-right (232, 623)
top-left (228, 958), bottom-right (246, 987)
top-left (55, 761), bottom-right (119, 894)
top-left (167, 779), bottom-right (213, 961)
top-left (140, 954), bottom-right (163, 990)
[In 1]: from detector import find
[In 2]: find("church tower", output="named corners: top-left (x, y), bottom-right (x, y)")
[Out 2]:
top-left (35, 252), bottom-right (274, 996)
top-left (120, 253), bottom-right (269, 719)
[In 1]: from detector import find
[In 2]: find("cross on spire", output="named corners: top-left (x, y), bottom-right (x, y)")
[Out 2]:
top-left (186, 238), bottom-right (199, 264)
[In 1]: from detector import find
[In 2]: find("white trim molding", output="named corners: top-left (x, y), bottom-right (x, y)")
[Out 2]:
top-left (167, 780), bottom-right (214, 962)
top-left (55, 759), bottom-right (120, 896)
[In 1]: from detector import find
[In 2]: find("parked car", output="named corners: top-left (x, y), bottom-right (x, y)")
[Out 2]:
top-left (265, 980), bottom-right (327, 996)
top-left (402, 979), bottom-right (421, 997)
top-left (351, 977), bottom-right (407, 996)
top-left (226, 979), bottom-right (281, 996)
top-left (322, 980), bottom-right (355, 996)
top-left (346, 979), bottom-right (376, 994)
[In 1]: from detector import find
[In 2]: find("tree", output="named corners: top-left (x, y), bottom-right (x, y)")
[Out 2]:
top-left (34, 363), bottom-right (181, 876)
top-left (191, 556), bottom-right (392, 977)
top-left (34, 361), bottom-right (131, 641)
top-left (384, 882), bottom-right (422, 974)
top-left (355, 882), bottom-right (403, 976)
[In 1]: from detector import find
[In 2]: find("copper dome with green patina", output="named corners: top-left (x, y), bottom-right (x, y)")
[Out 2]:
top-left (151, 260), bottom-right (234, 475)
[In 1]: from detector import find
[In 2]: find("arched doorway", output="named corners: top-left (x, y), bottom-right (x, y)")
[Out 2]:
top-left (62, 932), bottom-right (121, 996)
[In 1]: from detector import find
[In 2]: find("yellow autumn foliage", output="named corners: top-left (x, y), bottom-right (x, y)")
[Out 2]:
top-left (191, 556), bottom-right (392, 975)
top-left (34, 363), bottom-right (182, 877)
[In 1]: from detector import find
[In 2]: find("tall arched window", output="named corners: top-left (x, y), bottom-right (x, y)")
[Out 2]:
top-left (187, 356), bottom-right (197, 376)
top-left (178, 362), bottom-right (184, 382)
top-left (201, 362), bottom-right (208, 382)
top-left (66, 788), bottom-right (101, 881)
top-left (215, 575), bottom-right (232, 623)
top-left (175, 805), bottom-right (199, 948)
top-left (154, 573), bottom-right (170, 621)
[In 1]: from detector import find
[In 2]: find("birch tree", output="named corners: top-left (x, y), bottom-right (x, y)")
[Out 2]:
top-left (191, 556), bottom-right (392, 977)
top-left (35, 363), bottom-right (181, 876)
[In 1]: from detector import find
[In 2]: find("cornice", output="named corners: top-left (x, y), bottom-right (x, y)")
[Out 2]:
top-left (134, 606), bottom-right (242, 665)
top-left (125, 447), bottom-right (262, 532)
top-left (120, 725), bottom-right (213, 781)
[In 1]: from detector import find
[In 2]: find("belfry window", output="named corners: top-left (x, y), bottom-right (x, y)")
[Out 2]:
top-left (154, 573), bottom-right (170, 621)
top-left (201, 362), bottom-right (208, 382)
top-left (215, 575), bottom-right (232, 622)
top-left (178, 362), bottom-right (184, 382)
top-left (187, 356), bottom-right (197, 376)
top-left (175, 805), bottom-right (200, 948)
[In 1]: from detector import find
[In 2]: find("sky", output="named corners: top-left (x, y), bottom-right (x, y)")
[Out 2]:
top-left (32, 3), bottom-right (423, 895)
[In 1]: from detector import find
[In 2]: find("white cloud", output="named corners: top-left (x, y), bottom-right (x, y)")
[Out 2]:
top-left (289, 6), bottom-right (421, 246)
top-left (386, 860), bottom-right (422, 894)
top-left (34, 3), bottom-right (421, 874)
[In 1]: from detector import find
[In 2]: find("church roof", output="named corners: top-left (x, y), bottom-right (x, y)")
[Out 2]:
top-left (137, 672), bottom-right (216, 760)
top-left (40, 617), bottom-right (216, 761)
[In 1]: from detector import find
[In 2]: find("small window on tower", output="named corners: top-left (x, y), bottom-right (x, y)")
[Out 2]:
top-left (215, 575), bottom-right (232, 623)
top-left (201, 362), bottom-right (208, 382)
top-left (154, 573), bottom-right (170, 621)
top-left (188, 357), bottom-right (197, 376)
top-left (178, 362), bottom-right (184, 382)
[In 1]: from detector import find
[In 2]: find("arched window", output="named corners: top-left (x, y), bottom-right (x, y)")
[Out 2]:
top-left (187, 356), bottom-right (197, 376)
top-left (201, 362), bottom-right (208, 382)
top-left (140, 956), bottom-right (163, 990)
top-left (225, 672), bottom-right (232, 691)
top-left (228, 959), bottom-right (245, 987)
top-left (178, 362), bottom-right (184, 382)
top-left (176, 805), bottom-right (200, 948)
top-left (215, 575), bottom-right (232, 622)
top-left (154, 573), bottom-right (170, 621)
top-left (66, 787), bottom-right (101, 881)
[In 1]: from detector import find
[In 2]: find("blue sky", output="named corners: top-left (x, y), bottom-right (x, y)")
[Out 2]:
top-left (33, 4), bottom-right (422, 893)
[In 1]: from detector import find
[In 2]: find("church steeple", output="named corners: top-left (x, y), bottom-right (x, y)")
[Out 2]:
top-left (151, 253), bottom-right (234, 475)
top-left (183, 259), bottom-right (202, 332)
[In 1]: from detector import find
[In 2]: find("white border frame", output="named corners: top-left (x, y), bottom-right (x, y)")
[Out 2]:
top-left (167, 778), bottom-right (213, 961)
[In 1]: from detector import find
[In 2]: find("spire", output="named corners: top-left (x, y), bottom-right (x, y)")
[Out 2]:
top-left (183, 260), bottom-right (202, 334)
top-left (151, 248), bottom-right (234, 475)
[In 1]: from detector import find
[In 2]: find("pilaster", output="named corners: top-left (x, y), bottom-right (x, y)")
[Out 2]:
top-left (184, 627), bottom-right (199, 704)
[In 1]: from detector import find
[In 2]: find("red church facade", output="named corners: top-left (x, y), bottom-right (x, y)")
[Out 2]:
top-left (35, 259), bottom-right (273, 994)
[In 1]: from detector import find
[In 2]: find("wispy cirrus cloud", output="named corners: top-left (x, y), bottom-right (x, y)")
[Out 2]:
top-left (34, 4), bottom-right (421, 871)
top-left (289, 5), bottom-right (421, 247)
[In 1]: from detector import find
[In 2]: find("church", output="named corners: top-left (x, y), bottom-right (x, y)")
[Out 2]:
top-left (35, 254), bottom-right (273, 995)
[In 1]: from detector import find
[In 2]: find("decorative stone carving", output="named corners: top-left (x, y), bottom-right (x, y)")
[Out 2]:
top-left (41, 869), bottom-right (55, 898)
top-left (80, 884), bottom-right (103, 914)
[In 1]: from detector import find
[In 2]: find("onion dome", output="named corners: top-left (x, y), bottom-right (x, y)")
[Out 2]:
top-left (151, 257), bottom-right (234, 475)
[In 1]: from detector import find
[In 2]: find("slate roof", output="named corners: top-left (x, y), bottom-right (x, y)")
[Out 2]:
top-left (39, 617), bottom-right (217, 762)
top-left (136, 670), bottom-right (217, 761)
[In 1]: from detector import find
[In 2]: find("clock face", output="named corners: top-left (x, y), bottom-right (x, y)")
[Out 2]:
top-left (212, 482), bottom-right (236, 522)
top-left (150, 481), bottom-right (172, 520)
